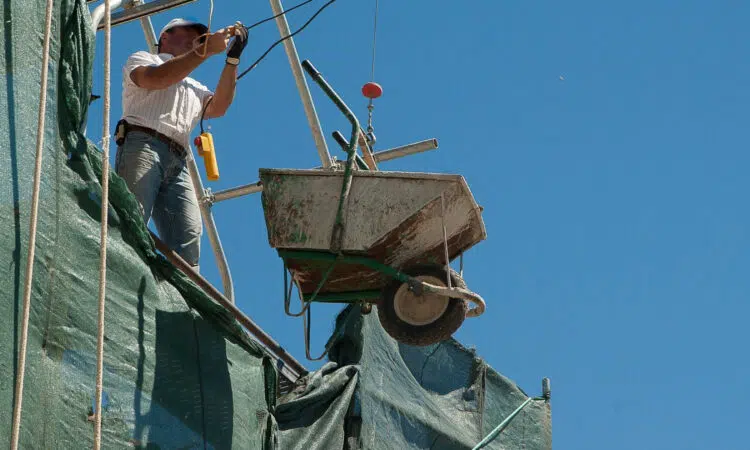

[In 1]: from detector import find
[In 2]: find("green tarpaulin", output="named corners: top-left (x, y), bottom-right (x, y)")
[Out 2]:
top-left (276, 307), bottom-right (551, 449)
top-left (0, 0), bottom-right (551, 447)
top-left (1, 1), bottom-right (276, 447)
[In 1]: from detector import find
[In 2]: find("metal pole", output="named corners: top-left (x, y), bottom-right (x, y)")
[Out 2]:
top-left (269, 0), bottom-right (333, 169)
top-left (440, 192), bottom-right (451, 289)
top-left (90, 0), bottom-right (125, 31)
top-left (94, 0), bottom-right (198, 30)
top-left (140, 18), bottom-right (158, 54)
top-left (186, 152), bottom-right (235, 303)
top-left (372, 138), bottom-right (439, 163)
top-left (212, 181), bottom-right (263, 203)
top-left (131, 0), bottom-right (160, 55)
top-left (150, 231), bottom-right (307, 381)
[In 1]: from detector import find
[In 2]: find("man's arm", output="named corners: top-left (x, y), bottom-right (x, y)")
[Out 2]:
top-left (204, 63), bottom-right (237, 119)
top-left (130, 28), bottom-right (235, 90)
top-left (130, 51), bottom-right (205, 90)
top-left (204, 26), bottom-right (248, 119)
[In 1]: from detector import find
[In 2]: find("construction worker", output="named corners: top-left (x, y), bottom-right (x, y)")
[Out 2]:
top-left (114, 18), bottom-right (248, 271)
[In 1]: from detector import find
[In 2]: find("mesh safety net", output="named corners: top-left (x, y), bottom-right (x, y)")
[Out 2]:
top-left (1, 1), bottom-right (275, 447)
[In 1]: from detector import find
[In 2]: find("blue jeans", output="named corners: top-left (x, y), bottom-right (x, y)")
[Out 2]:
top-left (115, 131), bottom-right (202, 266)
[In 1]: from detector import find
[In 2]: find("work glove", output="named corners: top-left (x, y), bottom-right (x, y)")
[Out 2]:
top-left (226, 25), bottom-right (248, 66)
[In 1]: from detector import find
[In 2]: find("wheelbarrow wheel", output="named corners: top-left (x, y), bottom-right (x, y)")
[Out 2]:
top-left (378, 264), bottom-right (468, 347)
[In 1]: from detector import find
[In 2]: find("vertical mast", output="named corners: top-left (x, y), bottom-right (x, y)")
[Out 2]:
top-left (269, 0), bottom-right (333, 168)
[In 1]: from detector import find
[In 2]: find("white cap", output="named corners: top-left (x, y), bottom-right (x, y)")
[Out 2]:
top-left (158, 18), bottom-right (208, 39)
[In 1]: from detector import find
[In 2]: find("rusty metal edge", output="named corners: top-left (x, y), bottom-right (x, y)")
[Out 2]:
top-left (150, 231), bottom-right (308, 381)
top-left (457, 174), bottom-right (488, 241)
top-left (259, 168), bottom-right (466, 182)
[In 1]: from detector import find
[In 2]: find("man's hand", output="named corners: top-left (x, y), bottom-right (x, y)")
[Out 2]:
top-left (194, 27), bottom-right (236, 58)
top-left (204, 23), bottom-right (246, 118)
top-left (226, 25), bottom-right (248, 65)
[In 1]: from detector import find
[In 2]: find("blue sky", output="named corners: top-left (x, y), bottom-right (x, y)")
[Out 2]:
top-left (87, 1), bottom-right (750, 449)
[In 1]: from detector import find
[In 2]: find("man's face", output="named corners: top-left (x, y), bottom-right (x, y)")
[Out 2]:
top-left (160, 26), bottom-right (202, 56)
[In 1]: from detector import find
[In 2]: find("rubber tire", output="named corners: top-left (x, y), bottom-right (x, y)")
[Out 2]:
top-left (378, 264), bottom-right (468, 347)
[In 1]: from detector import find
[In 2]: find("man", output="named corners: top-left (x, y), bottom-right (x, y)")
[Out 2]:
top-left (115, 18), bottom-right (248, 270)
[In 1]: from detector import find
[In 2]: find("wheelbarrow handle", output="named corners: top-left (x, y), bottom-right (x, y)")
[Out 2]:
top-left (332, 131), bottom-right (369, 170)
top-left (420, 281), bottom-right (486, 318)
top-left (301, 59), bottom-right (361, 253)
top-left (301, 60), bottom-right (360, 158)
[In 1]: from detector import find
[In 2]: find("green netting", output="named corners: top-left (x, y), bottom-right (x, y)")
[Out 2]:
top-left (276, 307), bottom-right (552, 450)
top-left (0, 0), bottom-right (276, 448)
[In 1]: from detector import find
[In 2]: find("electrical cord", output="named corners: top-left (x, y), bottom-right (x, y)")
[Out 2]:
top-left (200, 0), bottom-right (336, 133)
top-left (244, 0), bottom-right (316, 31)
top-left (236, 0), bottom-right (336, 80)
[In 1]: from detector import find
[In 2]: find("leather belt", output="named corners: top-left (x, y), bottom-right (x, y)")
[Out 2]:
top-left (125, 123), bottom-right (187, 158)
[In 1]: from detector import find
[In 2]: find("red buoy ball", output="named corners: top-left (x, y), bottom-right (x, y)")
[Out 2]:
top-left (362, 82), bottom-right (383, 99)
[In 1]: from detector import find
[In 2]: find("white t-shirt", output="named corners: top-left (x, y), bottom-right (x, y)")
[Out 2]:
top-left (121, 51), bottom-right (213, 148)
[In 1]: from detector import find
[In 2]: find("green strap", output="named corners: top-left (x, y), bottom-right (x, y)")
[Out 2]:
top-left (473, 397), bottom-right (544, 449)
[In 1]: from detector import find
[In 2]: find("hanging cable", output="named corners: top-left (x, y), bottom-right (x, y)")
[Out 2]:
top-left (244, 0), bottom-right (316, 31)
top-left (206, 0), bottom-right (214, 39)
top-left (200, 97), bottom-right (213, 134)
top-left (369, 0), bottom-right (379, 82)
top-left (362, 0), bottom-right (381, 146)
top-left (10, 0), bottom-right (55, 447)
top-left (199, 0), bottom-right (312, 62)
top-left (200, 0), bottom-right (336, 133)
top-left (93, 0), bottom-right (112, 447)
top-left (195, 0), bottom-right (215, 58)
top-left (237, 0), bottom-right (336, 80)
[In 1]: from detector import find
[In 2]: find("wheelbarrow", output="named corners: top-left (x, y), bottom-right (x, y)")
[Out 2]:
top-left (259, 61), bottom-right (487, 356)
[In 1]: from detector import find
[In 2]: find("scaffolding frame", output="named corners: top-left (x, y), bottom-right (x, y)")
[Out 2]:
top-left (88, 0), bottom-right (439, 372)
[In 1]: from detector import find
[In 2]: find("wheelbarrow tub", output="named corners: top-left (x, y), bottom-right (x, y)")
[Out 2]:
top-left (260, 169), bottom-right (486, 295)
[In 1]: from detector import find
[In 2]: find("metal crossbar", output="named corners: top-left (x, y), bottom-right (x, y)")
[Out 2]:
top-left (93, 0), bottom-right (197, 30)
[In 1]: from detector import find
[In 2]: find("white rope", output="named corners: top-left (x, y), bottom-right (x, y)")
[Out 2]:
top-left (94, 0), bottom-right (112, 446)
top-left (195, 0), bottom-right (214, 58)
top-left (369, 0), bottom-right (379, 81)
top-left (9, 0), bottom-right (55, 447)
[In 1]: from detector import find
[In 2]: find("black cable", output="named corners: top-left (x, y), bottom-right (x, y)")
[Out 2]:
top-left (200, 96), bottom-right (212, 134)
top-left (244, 0), bottom-right (316, 31)
top-left (199, 0), bottom-right (336, 133)
top-left (236, 0), bottom-right (337, 80)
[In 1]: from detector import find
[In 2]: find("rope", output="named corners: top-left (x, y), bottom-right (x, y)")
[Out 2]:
top-left (195, 0), bottom-right (214, 59)
top-left (206, 0), bottom-right (214, 38)
top-left (369, 0), bottom-right (379, 81)
top-left (9, 0), bottom-right (55, 446)
top-left (194, 0), bottom-right (214, 58)
top-left (93, 0), bottom-right (112, 447)
top-left (366, 0), bottom-right (379, 138)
